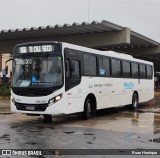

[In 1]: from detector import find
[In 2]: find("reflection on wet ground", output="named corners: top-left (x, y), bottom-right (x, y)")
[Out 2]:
top-left (0, 101), bottom-right (160, 136)
top-left (0, 98), bottom-right (160, 157)
top-left (48, 103), bottom-right (160, 135)
top-left (149, 137), bottom-right (160, 143)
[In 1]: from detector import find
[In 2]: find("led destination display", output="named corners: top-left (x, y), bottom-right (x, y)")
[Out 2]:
top-left (18, 45), bottom-right (54, 53)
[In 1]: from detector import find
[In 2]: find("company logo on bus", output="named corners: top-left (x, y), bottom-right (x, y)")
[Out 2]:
top-left (124, 82), bottom-right (134, 89)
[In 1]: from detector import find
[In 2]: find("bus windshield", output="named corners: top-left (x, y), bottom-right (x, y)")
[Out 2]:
top-left (12, 55), bottom-right (63, 88)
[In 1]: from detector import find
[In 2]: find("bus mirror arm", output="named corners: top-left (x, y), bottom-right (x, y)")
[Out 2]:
top-left (5, 57), bottom-right (13, 75)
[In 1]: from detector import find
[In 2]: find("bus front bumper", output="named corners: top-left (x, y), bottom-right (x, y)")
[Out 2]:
top-left (11, 99), bottom-right (67, 115)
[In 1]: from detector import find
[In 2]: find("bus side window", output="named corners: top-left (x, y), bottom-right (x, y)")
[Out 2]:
top-left (140, 64), bottom-right (146, 79)
top-left (98, 57), bottom-right (105, 76)
top-left (111, 59), bottom-right (121, 77)
top-left (122, 61), bottom-right (131, 78)
top-left (83, 54), bottom-right (97, 76)
top-left (98, 57), bottom-right (110, 77)
top-left (65, 59), bottom-right (71, 79)
top-left (71, 60), bottom-right (80, 79)
top-left (146, 65), bottom-right (153, 79)
top-left (131, 62), bottom-right (139, 78)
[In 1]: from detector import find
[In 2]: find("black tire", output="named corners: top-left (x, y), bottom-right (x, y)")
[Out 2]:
top-left (43, 115), bottom-right (53, 123)
top-left (83, 98), bottom-right (92, 120)
top-left (132, 93), bottom-right (138, 109)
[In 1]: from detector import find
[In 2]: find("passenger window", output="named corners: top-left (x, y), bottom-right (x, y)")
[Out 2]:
top-left (65, 59), bottom-right (71, 79)
top-left (83, 54), bottom-right (90, 75)
top-left (140, 64), bottom-right (146, 79)
top-left (147, 65), bottom-right (153, 79)
top-left (90, 55), bottom-right (97, 76)
top-left (83, 54), bottom-right (97, 76)
top-left (111, 59), bottom-right (121, 77)
top-left (122, 61), bottom-right (131, 78)
top-left (71, 60), bottom-right (80, 79)
top-left (131, 63), bottom-right (139, 78)
top-left (99, 57), bottom-right (110, 77)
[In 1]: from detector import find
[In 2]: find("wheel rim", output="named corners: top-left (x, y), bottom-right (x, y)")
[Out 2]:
top-left (134, 99), bottom-right (137, 107)
top-left (133, 96), bottom-right (137, 108)
top-left (87, 101), bottom-right (91, 117)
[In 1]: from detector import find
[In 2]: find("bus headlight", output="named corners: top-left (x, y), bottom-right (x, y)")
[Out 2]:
top-left (11, 95), bottom-right (15, 105)
top-left (48, 94), bottom-right (62, 106)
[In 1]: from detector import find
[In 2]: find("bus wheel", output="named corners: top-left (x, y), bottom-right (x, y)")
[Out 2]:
top-left (132, 93), bottom-right (138, 109)
top-left (83, 98), bottom-right (92, 120)
top-left (43, 115), bottom-right (53, 123)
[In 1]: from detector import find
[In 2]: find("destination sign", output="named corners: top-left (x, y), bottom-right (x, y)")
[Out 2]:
top-left (18, 45), bottom-right (54, 53)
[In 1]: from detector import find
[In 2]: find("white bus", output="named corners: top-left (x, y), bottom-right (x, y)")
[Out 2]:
top-left (10, 41), bottom-right (154, 122)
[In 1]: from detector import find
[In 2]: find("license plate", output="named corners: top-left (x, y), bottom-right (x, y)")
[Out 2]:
top-left (26, 106), bottom-right (35, 111)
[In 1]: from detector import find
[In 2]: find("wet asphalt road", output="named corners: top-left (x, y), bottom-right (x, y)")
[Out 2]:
top-left (0, 99), bottom-right (160, 158)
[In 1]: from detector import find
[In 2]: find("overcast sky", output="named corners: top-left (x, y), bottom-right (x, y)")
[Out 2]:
top-left (0, 0), bottom-right (160, 42)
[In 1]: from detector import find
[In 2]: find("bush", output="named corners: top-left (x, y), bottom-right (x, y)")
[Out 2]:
top-left (0, 82), bottom-right (11, 96)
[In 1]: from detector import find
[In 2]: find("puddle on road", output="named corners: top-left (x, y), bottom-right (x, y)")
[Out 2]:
top-left (149, 138), bottom-right (160, 143)
top-left (0, 134), bottom-right (10, 141)
top-left (63, 131), bottom-right (95, 135)
top-left (0, 101), bottom-right (159, 136)
top-left (63, 131), bottom-right (75, 134)
top-left (26, 142), bottom-right (37, 145)
top-left (83, 133), bottom-right (94, 135)
top-left (0, 134), bottom-right (10, 139)
top-left (2, 108), bottom-right (160, 150)
top-left (87, 141), bottom-right (93, 144)
top-left (0, 134), bottom-right (10, 144)
top-left (61, 107), bottom-right (160, 134)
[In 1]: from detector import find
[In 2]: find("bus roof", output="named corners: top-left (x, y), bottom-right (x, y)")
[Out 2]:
top-left (14, 41), bottom-right (153, 65)
top-left (62, 42), bottom-right (153, 65)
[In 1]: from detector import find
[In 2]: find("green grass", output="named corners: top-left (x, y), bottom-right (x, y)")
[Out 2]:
top-left (0, 82), bottom-right (11, 96)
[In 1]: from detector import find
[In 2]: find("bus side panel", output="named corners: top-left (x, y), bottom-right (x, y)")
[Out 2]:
top-left (65, 85), bottom-right (83, 114)
top-left (98, 78), bottom-right (112, 109)
top-left (65, 76), bottom-right (114, 113)
top-left (138, 79), bottom-right (154, 103)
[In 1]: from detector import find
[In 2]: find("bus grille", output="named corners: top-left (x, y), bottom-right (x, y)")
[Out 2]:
top-left (15, 102), bottom-right (48, 111)
top-left (14, 90), bottom-right (50, 97)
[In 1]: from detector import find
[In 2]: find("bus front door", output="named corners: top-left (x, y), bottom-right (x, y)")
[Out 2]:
top-left (64, 48), bottom-right (83, 113)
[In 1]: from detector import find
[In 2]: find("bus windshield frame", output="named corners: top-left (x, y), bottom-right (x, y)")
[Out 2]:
top-left (12, 42), bottom-right (63, 89)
